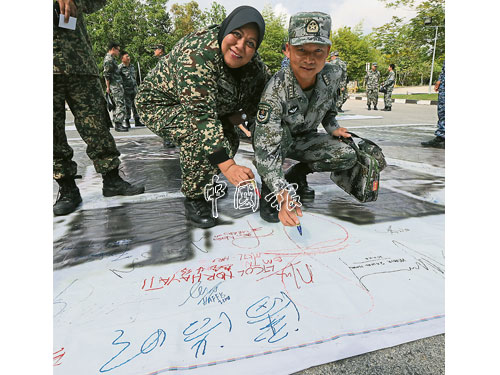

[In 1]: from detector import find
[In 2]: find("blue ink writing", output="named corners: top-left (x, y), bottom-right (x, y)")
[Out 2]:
top-left (99, 329), bottom-right (166, 372)
top-left (246, 291), bottom-right (300, 344)
top-left (183, 312), bottom-right (232, 358)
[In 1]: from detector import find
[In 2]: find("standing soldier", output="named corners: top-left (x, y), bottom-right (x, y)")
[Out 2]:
top-left (364, 62), bottom-right (380, 110)
top-left (253, 12), bottom-right (356, 226)
top-left (118, 51), bottom-right (145, 128)
top-left (53, 0), bottom-right (145, 216)
top-left (104, 42), bottom-right (128, 131)
top-left (152, 44), bottom-right (175, 148)
top-left (421, 60), bottom-right (445, 148)
top-left (381, 63), bottom-right (396, 111)
top-left (329, 51), bottom-right (348, 112)
top-left (153, 44), bottom-right (165, 58)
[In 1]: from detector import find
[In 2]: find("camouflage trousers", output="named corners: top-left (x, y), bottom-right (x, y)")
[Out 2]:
top-left (366, 88), bottom-right (379, 107)
top-left (110, 84), bottom-right (127, 124)
top-left (383, 88), bottom-right (393, 109)
top-left (137, 102), bottom-right (239, 198)
top-left (124, 89), bottom-right (140, 122)
top-left (53, 74), bottom-right (120, 180)
top-left (282, 129), bottom-right (357, 173)
top-left (336, 86), bottom-right (349, 110)
top-left (435, 88), bottom-right (445, 138)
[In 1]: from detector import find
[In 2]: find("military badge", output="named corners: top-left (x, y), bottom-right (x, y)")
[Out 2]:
top-left (288, 105), bottom-right (298, 114)
top-left (306, 19), bottom-right (319, 34)
top-left (257, 103), bottom-right (272, 124)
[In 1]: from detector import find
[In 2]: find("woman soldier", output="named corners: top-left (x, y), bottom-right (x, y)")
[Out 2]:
top-left (136, 6), bottom-right (270, 228)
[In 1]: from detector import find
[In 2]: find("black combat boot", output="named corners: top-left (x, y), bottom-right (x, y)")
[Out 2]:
top-left (53, 176), bottom-right (82, 216)
top-left (259, 181), bottom-right (279, 223)
top-left (285, 162), bottom-right (315, 201)
top-left (421, 136), bottom-right (445, 149)
top-left (373, 105), bottom-right (378, 110)
top-left (102, 169), bottom-right (145, 197)
top-left (124, 119), bottom-right (131, 128)
top-left (114, 122), bottom-right (128, 132)
top-left (382, 107), bottom-right (391, 111)
top-left (338, 108), bottom-right (344, 113)
top-left (184, 197), bottom-right (216, 228)
top-left (367, 105), bottom-right (371, 110)
top-left (134, 118), bottom-right (145, 127)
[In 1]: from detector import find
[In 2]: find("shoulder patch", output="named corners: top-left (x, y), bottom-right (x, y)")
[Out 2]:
top-left (256, 103), bottom-right (272, 124)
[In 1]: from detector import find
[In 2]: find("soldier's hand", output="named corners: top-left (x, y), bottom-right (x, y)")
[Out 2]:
top-left (106, 87), bottom-right (110, 94)
top-left (219, 160), bottom-right (254, 186)
top-left (332, 127), bottom-right (351, 138)
top-left (58, 0), bottom-right (77, 23)
top-left (434, 81), bottom-right (441, 92)
top-left (277, 190), bottom-right (303, 227)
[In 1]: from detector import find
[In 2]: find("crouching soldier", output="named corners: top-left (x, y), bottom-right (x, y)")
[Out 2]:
top-left (253, 12), bottom-right (357, 226)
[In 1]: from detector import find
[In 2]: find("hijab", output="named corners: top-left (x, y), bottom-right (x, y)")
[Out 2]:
top-left (217, 6), bottom-right (265, 50)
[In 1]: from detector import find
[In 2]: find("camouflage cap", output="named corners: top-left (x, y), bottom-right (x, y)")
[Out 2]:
top-left (153, 44), bottom-right (165, 51)
top-left (372, 62), bottom-right (378, 66)
top-left (288, 12), bottom-right (332, 46)
top-left (333, 51), bottom-right (339, 56)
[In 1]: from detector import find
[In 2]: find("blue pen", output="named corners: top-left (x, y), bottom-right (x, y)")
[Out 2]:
top-left (296, 224), bottom-right (302, 236)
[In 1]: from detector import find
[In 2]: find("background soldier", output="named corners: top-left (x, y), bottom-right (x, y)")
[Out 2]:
top-left (153, 44), bottom-right (165, 58)
top-left (381, 63), bottom-right (396, 111)
top-left (118, 51), bottom-right (144, 128)
top-left (104, 42), bottom-right (128, 131)
top-left (329, 51), bottom-right (348, 112)
top-left (53, 0), bottom-right (145, 216)
top-left (421, 60), bottom-right (445, 148)
top-left (365, 62), bottom-right (380, 110)
top-left (253, 12), bottom-right (356, 226)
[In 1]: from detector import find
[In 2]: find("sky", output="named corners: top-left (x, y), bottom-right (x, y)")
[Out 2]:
top-left (170, 0), bottom-right (423, 34)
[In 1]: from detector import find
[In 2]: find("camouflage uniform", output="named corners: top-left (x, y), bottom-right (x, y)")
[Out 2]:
top-left (135, 25), bottom-right (271, 199)
top-left (330, 57), bottom-right (348, 110)
top-left (103, 52), bottom-right (126, 124)
top-left (382, 70), bottom-right (395, 109)
top-left (253, 64), bottom-right (357, 194)
top-left (118, 62), bottom-right (140, 123)
top-left (53, 0), bottom-right (120, 180)
top-left (365, 68), bottom-right (381, 108)
top-left (436, 61), bottom-right (445, 138)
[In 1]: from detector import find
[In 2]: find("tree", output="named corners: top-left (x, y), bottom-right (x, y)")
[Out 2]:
top-left (372, 0), bottom-right (445, 85)
top-left (200, 1), bottom-right (227, 28)
top-left (331, 24), bottom-right (381, 83)
top-left (86, 0), bottom-right (173, 76)
top-left (258, 6), bottom-right (288, 74)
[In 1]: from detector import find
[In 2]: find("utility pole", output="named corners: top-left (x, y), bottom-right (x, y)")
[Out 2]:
top-left (424, 17), bottom-right (444, 94)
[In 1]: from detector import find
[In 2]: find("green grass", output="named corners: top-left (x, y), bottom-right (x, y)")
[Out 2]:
top-left (388, 93), bottom-right (438, 101)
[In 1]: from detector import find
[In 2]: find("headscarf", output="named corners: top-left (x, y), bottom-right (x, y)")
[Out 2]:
top-left (217, 6), bottom-right (265, 50)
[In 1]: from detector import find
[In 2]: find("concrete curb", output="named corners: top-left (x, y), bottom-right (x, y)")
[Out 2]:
top-left (349, 95), bottom-right (438, 106)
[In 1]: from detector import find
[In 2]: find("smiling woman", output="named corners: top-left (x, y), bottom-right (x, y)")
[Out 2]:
top-left (135, 6), bottom-right (271, 228)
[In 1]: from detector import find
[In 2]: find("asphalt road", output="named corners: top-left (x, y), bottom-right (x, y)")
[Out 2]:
top-left (61, 98), bottom-right (445, 375)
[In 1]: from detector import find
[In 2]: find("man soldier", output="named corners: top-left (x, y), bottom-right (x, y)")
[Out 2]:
top-left (153, 44), bottom-right (165, 58)
top-left (118, 51), bottom-right (145, 128)
top-left (53, 0), bottom-right (145, 216)
top-left (329, 51), bottom-right (348, 112)
top-left (421, 60), bottom-right (445, 148)
top-left (381, 63), bottom-right (395, 111)
top-left (152, 44), bottom-right (175, 148)
top-left (104, 42), bottom-right (128, 131)
top-left (253, 12), bottom-right (357, 226)
top-left (365, 62), bottom-right (380, 110)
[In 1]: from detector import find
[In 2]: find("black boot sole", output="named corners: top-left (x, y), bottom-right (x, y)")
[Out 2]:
top-left (260, 210), bottom-right (280, 223)
top-left (186, 217), bottom-right (217, 228)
